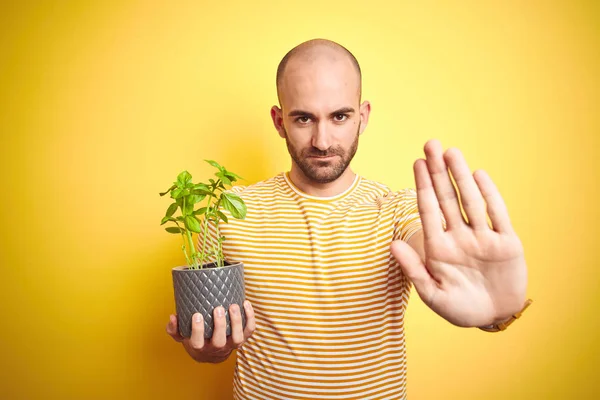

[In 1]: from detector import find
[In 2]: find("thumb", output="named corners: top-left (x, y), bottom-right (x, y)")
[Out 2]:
top-left (167, 314), bottom-right (185, 342)
top-left (390, 239), bottom-right (438, 305)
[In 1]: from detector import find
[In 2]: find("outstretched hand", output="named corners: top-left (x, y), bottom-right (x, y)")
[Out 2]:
top-left (391, 139), bottom-right (528, 327)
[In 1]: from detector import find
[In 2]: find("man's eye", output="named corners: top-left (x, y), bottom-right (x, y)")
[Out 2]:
top-left (334, 114), bottom-right (348, 122)
top-left (296, 116), bottom-right (311, 124)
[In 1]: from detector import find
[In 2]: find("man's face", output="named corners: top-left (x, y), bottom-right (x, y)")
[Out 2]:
top-left (282, 123), bottom-right (360, 184)
top-left (272, 53), bottom-right (369, 184)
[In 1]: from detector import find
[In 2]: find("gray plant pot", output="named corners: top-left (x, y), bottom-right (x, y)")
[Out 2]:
top-left (172, 261), bottom-right (246, 339)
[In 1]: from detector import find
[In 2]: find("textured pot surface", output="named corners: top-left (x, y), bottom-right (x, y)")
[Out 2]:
top-left (172, 261), bottom-right (246, 339)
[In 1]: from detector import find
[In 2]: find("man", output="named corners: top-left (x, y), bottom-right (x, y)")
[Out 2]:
top-left (167, 38), bottom-right (531, 399)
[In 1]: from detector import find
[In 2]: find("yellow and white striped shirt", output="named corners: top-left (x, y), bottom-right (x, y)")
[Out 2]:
top-left (206, 171), bottom-right (424, 400)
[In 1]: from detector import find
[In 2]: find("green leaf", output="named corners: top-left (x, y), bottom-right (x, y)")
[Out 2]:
top-left (177, 171), bottom-right (192, 186)
top-left (165, 202), bottom-right (178, 218)
top-left (193, 207), bottom-right (208, 216)
top-left (216, 172), bottom-right (231, 186)
top-left (165, 227), bottom-right (182, 234)
top-left (217, 210), bottom-right (229, 223)
top-left (224, 172), bottom-right (242, 183)
top-left (193, 183), bottom-right (210, 191)
top-left (159, 185), bottom-right (177, 196)
top-left (184, 215), bottom-right (202, 233)
top-left (191, 188), bottom-right (214, 197)
top-left (161, 216), bottom-right (177, 225)
top-left (184, 199), bottom-right (194, 216)
top-left (188, 194), bottom-right (203, 205)
top-left (171, 188), bottom-right (184, 199)
top-left (220, 192), bottom-right (247, 219)
top-left (205, 159), bottom-right (223, 170)
top-left (191, 193), bottom-right (206, 202)
top-left (223, 168), bottom-right (244, 180)
top-left (184, 195), bottom-right (202, 217)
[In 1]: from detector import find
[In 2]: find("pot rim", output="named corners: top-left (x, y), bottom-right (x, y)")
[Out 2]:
top-left (172, 260), bottom-right (243, 271)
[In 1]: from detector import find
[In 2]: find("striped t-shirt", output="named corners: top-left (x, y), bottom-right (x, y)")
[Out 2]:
top-left (205, 171), bottom-right (424, 400)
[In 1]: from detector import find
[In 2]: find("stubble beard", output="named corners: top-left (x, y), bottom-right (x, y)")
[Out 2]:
top-left (283, 124), bottom-right (360, 184)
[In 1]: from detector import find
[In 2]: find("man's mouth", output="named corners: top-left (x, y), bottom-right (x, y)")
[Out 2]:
top-left (309, 155), bottom-right (336, 159)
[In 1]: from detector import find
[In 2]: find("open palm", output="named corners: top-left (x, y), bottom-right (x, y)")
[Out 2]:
top-left (391, 140), bottom-right (528, 327)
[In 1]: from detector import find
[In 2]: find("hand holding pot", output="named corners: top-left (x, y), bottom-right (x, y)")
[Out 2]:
top-left (166, 300), bottom-right (256, 364)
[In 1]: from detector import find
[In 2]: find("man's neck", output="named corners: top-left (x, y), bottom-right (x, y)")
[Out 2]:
top-left (288, 166), bottom-right (357, 198)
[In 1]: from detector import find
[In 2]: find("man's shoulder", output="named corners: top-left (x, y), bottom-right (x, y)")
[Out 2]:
top-left (227, 173), bottom-right (284, 198)
top-left (358, 175), bottom-right (393, 194)
top-left (357, 175), bottom-right (416, 200)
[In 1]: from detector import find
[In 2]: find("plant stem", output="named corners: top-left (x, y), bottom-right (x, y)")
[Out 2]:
top-left (182, 196), bottom-right (198, 269)
top-left (211, 222), bottom-right (221, 268)
top-left (213, 198), bottom-right (223, 267)
top-left (181, 242), bottom-right (192, 267)
top-left (199, 190), bottom-right (215, 268)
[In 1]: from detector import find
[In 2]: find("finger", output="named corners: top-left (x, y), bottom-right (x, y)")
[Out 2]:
top-left (229, 304), bottom-right (244, 348)
top-left (166, 314), bottom-right (184, 343)
top-left (443, 148), bottom-right (489, 231)
top-left (390, 239), bottom-right (438, 305)
top-left (188, 313), bottom-right (205, 350)
top-left (473, 169), bottom-right (515, 234)
top-left (242, 300), bottom-right (257, 339)
top-left (423, 139), bottom-right (466, 230)
top-left (211, 306), bottom-right (227, 348)
top-left (414, 159), bottom-right (445, 239)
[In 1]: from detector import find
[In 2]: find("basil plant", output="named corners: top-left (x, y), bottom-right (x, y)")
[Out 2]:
top-left (159, 160), bottom-right (247, 269)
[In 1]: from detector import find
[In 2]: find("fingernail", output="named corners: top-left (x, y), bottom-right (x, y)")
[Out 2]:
top-left (194, 313), bottom-right (202, 323)
top-left (243, 301), bottom-right (249, 310)
top-left (231, 305), bottom-right (239, 315)
top-left (216, 307), bottom-right (224, 317)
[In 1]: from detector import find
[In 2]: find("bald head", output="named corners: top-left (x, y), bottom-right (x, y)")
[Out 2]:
top-left (276, 39), bottom-right (362, 106)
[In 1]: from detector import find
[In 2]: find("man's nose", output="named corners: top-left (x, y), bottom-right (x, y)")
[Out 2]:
top-left (311, 121), bottom-right (332, 151)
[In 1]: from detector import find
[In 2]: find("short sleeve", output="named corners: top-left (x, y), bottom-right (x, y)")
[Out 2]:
top-left (392, 188), bottom-right (447, 243)
top-left (228, 185), bottom-right (247, 195)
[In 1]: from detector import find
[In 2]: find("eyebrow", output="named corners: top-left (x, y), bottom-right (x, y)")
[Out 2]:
top-left (288, 107), bottom-right (356, 118)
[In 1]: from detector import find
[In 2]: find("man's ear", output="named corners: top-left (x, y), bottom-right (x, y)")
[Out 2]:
top-left (271, 106), bottom-right (286, 138)
top-left (358, 100), bottom-right (371, 135)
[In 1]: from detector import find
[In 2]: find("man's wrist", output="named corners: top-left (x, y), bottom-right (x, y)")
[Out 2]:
top-left (478, 316), bottom-right (512, 330)
top-left (478, 299), bottom-right (533, 333)
top-left (489, 314), bottom-right (515, 326)
top-left (482, 317), bottom-right (510, 328)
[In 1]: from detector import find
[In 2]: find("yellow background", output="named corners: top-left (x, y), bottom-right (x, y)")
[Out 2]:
top-left (1, 1), bottom-right (598, 399)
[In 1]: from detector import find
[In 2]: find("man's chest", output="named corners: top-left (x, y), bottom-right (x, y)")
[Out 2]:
top-left (217, 203), bottom-right (399, 291)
